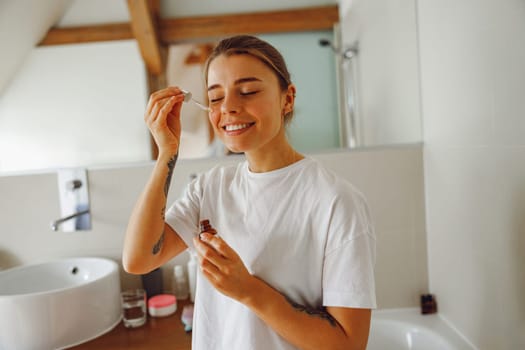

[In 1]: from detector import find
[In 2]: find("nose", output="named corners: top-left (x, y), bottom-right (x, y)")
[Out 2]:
top-left (220, 93), bottom-right (241, 115)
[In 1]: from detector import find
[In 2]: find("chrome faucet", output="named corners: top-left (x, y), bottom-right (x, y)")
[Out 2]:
top-left (50, 209), bottom-right (90, 231)
top-left (55, 168), bottom-right (91, 232)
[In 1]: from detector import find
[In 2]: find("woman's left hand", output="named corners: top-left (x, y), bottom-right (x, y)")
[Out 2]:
top-left (193, 233), bottom-right (255, 302)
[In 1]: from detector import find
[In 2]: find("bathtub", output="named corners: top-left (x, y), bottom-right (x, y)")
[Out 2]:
top-left (367, 308), bottom-right (475, 350)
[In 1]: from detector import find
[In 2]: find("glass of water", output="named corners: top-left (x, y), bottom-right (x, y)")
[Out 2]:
top-left (121, 289), bottom-right (147, 328)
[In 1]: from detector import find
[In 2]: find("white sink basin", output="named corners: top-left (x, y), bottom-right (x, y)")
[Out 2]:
top-left (0, 257), bottom-right (122, 350)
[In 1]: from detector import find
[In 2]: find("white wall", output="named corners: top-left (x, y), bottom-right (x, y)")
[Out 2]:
top-left (418, 0), bottom-right (525, 349)
top-left (0, 147), bottom-right (427, 308)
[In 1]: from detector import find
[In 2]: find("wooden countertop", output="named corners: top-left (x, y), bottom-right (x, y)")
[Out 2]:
top-left (69, 299), bottom-right (192, 350)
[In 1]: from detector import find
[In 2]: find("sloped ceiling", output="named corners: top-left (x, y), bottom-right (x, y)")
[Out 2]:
top-left (0, 0), bottom-right (70, 94)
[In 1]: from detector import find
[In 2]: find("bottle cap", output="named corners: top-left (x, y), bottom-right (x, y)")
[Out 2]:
top-left (200, 219), bottom-right (211, 232)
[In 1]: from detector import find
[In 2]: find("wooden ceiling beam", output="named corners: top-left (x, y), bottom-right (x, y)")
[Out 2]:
top-left (159, 5), bottom-right (339, 43)
top-left (147, 0), bottom-right (161, 21)
top-left (39, 5), bottom-right (339, 46)
top-left (38, 23), bottom-right (133, 45)
top-left (126, 0), bottom-right (164, 75)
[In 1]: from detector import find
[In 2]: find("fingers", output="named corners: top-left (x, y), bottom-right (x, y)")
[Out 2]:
top-left (146, 87), bottom-right (184, 117)
top-left (193, 234), bottom-right (239, 272)
top-left (193, 235), bottom-right (226, 265)
top-left (147, 96), bottom-right (173, 125)
top-left (145, 87), bottom-right (186, 125)
top-left (192, 235), bottom-right (254, 301)
top-left (200, 232), bottom-right (231, 256)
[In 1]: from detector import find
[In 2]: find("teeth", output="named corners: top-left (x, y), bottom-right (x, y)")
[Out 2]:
top-left (224, 123), bottom-right (251, 131)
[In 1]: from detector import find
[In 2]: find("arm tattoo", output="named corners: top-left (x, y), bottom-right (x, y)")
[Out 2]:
top-left (152, 230), bottom-right (165, 255)
top-left (286, 296), bottom-right (337, 327)
top-left (164, 153), bottom-right (178, 197)
top-left (153, 153), bottom-right (176, 256)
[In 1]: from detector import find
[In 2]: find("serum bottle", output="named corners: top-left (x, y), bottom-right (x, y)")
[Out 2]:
top-left (199, 219), bottom-right (217, 237)
top-left (187, 220), bottom-right (217, 303)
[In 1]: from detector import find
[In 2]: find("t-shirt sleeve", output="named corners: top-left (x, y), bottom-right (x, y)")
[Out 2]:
top-left (165, 174), bottom-right (203, 249)
top-left (322, 185), bottom-right (377, 309)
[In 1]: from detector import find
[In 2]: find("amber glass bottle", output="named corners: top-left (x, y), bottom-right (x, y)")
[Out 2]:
top-left (199, 219), bottom-right (217, 236)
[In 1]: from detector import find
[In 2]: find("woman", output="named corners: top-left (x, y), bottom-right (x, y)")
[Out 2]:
top-left (123, 35), bottom-right (376, 350)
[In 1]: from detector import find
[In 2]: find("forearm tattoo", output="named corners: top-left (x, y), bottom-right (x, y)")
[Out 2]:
top-left (164, 153), bottom-right (178, 197)
top-left (152, 230), bottom-right (165, 255)
top-left (286, 296), bottom-right (337, 327)
top-left (152, 153), bottom-right (177, 255)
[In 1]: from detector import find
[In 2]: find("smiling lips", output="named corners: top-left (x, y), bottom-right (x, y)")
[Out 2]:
top-left (223, 123), bottom-right (255, 133)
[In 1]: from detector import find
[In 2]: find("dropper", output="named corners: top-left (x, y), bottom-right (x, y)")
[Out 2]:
top-left (182, 90), bottom-right (210, 112)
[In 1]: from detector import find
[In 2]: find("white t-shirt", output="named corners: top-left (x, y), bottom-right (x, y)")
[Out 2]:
top-left (166, 157), bottom-right (376, 350)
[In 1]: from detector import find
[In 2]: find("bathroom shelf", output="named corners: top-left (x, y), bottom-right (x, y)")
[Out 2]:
top-left (69, 299), bottom-right (192, 350)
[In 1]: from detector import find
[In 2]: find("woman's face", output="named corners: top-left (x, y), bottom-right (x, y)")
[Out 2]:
top-left (206, 54), bottom-right (293, 154)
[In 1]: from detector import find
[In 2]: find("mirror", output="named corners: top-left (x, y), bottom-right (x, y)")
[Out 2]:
top-left (0, 30), bottom-right (338, 173)
top-left (167, 31), bottom-right (340, 160)
top-left (0, 40), bottom-right (151, 173)
top-left (0, 0), bottom-right (422, 174)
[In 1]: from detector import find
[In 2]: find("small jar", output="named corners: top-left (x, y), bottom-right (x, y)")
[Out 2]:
top-left (148, 294), bottom-right (177, 317)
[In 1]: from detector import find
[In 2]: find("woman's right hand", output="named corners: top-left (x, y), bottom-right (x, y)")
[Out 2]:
top-left (144, 87), bottom-right (186, 155)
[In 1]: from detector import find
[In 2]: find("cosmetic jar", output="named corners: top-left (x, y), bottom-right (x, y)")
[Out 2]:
top-left (148, 294), bottom-right (177, 317)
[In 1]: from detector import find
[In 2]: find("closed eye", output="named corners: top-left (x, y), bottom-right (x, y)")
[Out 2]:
top-left (209, 90), bottom-right (260, 103)
top-left (209, 96), bottom-right (224, 103)
top-left (241, 91), bottom-right (259, 96)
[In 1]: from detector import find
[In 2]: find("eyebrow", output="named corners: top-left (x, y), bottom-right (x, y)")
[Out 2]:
top-left (207, 77), bottom-right (263, 91)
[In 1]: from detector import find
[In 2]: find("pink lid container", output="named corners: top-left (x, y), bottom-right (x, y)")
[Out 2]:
top-left (148, 294), bottom-right (177, 317)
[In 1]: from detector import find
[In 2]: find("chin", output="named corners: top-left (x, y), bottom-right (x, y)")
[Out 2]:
top-left (220, 139), bottom-right (249, 154)
top-left (225, 145), bottom-right (247, 154)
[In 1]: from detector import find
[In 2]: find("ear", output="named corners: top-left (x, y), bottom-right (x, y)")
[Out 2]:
top-left (282, 84), bottom-right (296, 116)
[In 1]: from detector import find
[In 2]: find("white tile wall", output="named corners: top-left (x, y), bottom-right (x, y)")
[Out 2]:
top-left (418, 0), bottom-right (525, 348)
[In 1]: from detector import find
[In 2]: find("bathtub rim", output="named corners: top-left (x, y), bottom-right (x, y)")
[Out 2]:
top-left (371, 307), bottom-right (479, 350)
